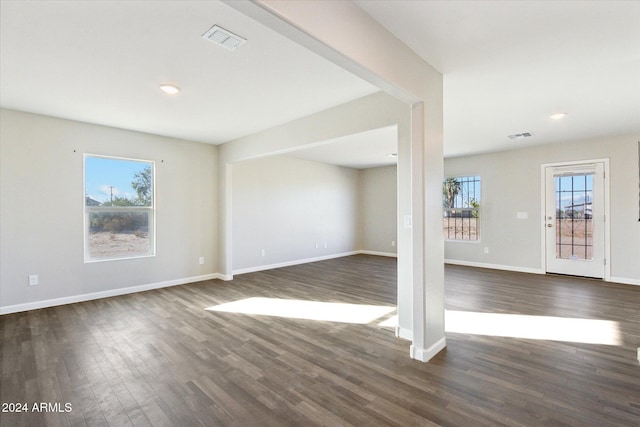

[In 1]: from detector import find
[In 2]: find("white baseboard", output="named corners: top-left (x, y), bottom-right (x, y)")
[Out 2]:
top-left (446, 260), bottom-right (640, 288)
top-left (0, 273), bottom-right (222, 315)
top-left (233, 251), bottom-right (361, 275)
top-left (445, 260), bottom-right (639, 286)
top-left (233, 250), bottom-right (396, 275)
top-left (359, 250), bottom-right (397, 258)
top-left (410, 337), bottom-right (447, 362)
top-left (445, 259), bottom-right (544, 275)
top-left (608, 276), bottom-right (640, 286)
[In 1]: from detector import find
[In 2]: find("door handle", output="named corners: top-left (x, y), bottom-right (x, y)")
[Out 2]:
top-left (547, 224), bottom-right (553, 228)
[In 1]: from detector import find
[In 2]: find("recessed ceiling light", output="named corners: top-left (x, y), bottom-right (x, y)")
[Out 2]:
top-left (550, 112), bottom-right (567, 120)
top-left (387, 153), bottom-right (398, 158)
top-left (159, 84), bottom-right (180, 95)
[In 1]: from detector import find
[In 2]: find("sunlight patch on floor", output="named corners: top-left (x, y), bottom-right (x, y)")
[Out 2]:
top-left (378, 314), bottom-right (398, 328)
top-left (207, 297), bottom-right (396, 324)
top-left (445, 310), bottom-right (622, 345)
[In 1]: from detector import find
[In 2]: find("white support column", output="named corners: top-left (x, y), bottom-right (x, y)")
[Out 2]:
top-left (409, 102), bottom-right (425, 357)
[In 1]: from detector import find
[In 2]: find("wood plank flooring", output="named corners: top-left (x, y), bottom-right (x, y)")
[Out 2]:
top-left (1, 255), bottom-right (639, 426)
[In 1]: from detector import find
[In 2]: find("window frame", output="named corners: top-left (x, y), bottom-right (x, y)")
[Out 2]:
top-left (443, 175), bottom-right (481, 242)
top-left (83, 154), bottom-right (156, 263)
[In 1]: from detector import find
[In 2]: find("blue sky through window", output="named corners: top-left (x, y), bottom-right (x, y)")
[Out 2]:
top-left (556, 174), bottom-right (593, 209)
top-left (85, 156), bottom-right (152, 204)
top-left (450, 176), bottom-right (480, 209)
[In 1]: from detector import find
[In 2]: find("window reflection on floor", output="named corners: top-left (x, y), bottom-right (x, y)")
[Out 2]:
top-left (207, 298), bottom-right (622, 346)
top-left (207, 297), bottom-right (395, 324)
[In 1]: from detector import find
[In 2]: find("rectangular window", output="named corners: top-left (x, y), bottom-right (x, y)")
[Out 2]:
top-left (443, 176), bottom-right (480, 241)
top-left (84, 155), bottom-right (155, 261)
top-left (555, 173), bottom-right (594, 260)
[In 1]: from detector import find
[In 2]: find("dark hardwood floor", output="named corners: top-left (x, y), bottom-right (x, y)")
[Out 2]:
top-left (1, 255), bottom-right (639, 426)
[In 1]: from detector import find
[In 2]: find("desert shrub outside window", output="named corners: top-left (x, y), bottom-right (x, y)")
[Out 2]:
top-left (84, 155), bottom-right (155, 261)
top-left (443, 176), bottom-right (480, 241)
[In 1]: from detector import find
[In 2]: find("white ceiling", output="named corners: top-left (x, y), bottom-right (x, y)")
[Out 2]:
top-left (0, 1), bottom-right (378, 144)
top-left (285, 126), bottom-right (398, 169)
top-left (357, 0), bottom-right (640, 158)
top-left (1, 1), bottom-right (639, 168)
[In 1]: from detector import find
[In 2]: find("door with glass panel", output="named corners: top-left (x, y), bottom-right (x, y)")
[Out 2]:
top-left (544, 162), bottom-right (605, 278)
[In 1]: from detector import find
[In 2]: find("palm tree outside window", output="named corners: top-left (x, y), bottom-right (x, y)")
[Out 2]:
top-left (443, 176), bottom-right (480, 240)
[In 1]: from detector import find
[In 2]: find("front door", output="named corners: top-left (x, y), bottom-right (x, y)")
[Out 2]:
top-left (544, 162), bottom-right (606, 278)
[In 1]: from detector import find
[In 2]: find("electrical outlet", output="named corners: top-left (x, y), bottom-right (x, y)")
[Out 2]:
top-left (484, 247), bottom-right (489, 254)
top-left (391, 241), bottom-right (396, 247)
top-left (261, 249), bottom-right (266, 257)
top-left (199, 257), bottom-right (204, 265)
top-left (28, 274), bottom-right (39, 286)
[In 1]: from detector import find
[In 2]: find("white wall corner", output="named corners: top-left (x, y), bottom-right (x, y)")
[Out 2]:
top-left (410, 337), bottom-right (446, 363)
top-left (396, 326), bottom-right (412, 341)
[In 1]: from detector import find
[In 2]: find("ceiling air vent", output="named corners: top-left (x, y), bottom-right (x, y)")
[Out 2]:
top-left (507, 132), bottom-right (533, 140)
top-left (202, 25), bottom-right (246, 51)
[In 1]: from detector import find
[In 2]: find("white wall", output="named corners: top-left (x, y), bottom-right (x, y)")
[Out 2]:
top-left (218, 92), bottom-right (407, 277)
top-left (445, 135), bottom-right (640, 284)
top-left (360, 165), bottom-right (397, 255)
top-left (232, 156), bottom-right (360, 272)
top-left (0, 109), bottom-right (218, 313)
top-left (0, 99), bottom-right (407, 317)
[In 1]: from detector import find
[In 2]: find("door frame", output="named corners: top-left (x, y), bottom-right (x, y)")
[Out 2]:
top-left (540, 158), bottom-right (611, 280)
